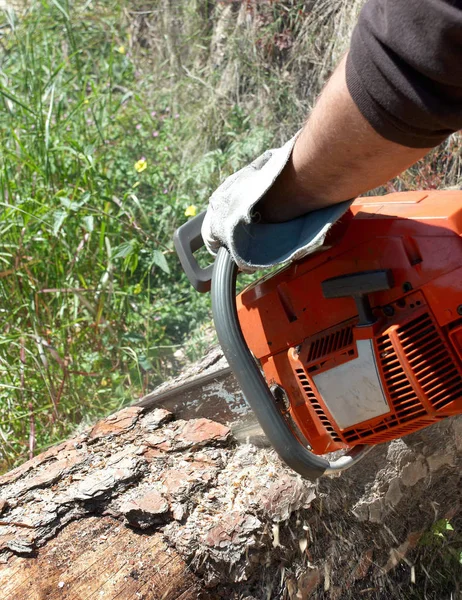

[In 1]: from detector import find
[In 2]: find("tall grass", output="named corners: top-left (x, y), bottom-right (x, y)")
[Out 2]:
top-left (0, 0), bottom-right (274, 471)
top-left (0, 0), bottom-right (210, 470)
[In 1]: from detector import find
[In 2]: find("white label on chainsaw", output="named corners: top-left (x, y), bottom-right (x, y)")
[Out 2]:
top-left (312, 339), bottom-right (390, 429)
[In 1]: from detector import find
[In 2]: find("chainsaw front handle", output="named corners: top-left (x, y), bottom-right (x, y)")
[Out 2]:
top-left (174, 211), bottom-right (214, 293)
top-left (212, 246), bottom-right (371, 481)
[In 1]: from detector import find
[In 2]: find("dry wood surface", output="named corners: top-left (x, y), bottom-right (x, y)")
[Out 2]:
top-left (0, 516), bottom-right (204, 599)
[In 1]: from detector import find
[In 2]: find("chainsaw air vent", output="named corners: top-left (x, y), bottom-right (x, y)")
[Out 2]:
top-left (307, 325), bottom-right (353, 362)
top-left (343, 312), bottom-right (462, 445)
top-left (397, 313), bottom-right (462, 410)
top-left (378, 336), bottom-right (426, 423)
top-left (363, 419), bottom-right (438, 444)
top-left (295, 368), bottom-right (342, 442)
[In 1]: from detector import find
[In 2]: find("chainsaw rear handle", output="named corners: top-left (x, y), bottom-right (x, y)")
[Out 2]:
top-left (211, 246), bottom-right (371, 481)
top-left (173, 211), bottom-right (214, 293)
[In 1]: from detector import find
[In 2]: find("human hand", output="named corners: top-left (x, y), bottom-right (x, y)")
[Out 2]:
top-left (201, 131), bottom-right (352, 273)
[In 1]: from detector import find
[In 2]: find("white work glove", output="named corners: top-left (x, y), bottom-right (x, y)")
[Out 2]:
top-left (201, 131), bottom-right (353, 273)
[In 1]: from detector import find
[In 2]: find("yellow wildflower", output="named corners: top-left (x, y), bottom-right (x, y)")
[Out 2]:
top-left (117, 45), bottom-right (126, 54)
top-left (134, 158), bottom-right (147, 173)
top-left (133, 283), bottom-right (142, 295)
top-left (184, 205), bottom-right (197, 217)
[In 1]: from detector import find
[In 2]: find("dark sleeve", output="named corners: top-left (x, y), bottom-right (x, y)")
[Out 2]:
top-left (346, 0), bottom-right (462, 148)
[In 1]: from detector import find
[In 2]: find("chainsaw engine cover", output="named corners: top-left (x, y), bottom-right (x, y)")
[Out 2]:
top-left (237, 190), bottom-right (462, 455)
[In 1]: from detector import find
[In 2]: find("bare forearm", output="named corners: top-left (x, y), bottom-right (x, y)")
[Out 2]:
top-left (258, 55), bottom-right (431, 223)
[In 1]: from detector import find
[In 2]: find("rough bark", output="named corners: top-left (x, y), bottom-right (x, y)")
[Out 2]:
top-left (0, 349), bottom-right (461, 599)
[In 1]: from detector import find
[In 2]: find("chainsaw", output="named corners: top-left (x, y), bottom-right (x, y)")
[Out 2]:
top-left (171, 190), bottom-right (462, 480)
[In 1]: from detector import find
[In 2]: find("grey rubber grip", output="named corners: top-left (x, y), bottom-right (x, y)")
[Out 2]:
top-left (211, 246), bottom-right (329, 480)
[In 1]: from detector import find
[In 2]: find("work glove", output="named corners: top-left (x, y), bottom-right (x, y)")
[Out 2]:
top-left (201, 131), bottom-right (353, 273)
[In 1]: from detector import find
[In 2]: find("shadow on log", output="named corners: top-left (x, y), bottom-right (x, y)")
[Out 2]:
top-left (0, 350), bottom-right (460, 599)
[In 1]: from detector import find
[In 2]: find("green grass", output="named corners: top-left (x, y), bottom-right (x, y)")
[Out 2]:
top-left (0, 0), bottom-right (274, 471)
top-left (0, 0), bottom-right (209, 470)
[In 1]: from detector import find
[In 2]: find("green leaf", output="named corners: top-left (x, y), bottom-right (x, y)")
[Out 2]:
top-left (431, 519), bottom-right (454, 538)
top-left (151, 249), bottom-right (169, 274)
top-left (82, 215), bottom-right (94, 232)
top-left (49, 0), bottom-right (70, 20)
top-left (0, 83), bottom-right (35, 115)
top-left (125, 253), bottom-right (139, 274)
top-left (138, 354), bottom-right (153, 371)
top-left (52, 210), bottom-right (67, 236)
top-left (113, 240), bottom-right (136, 260)
top-left (60, 197), bottom-right (82, 211)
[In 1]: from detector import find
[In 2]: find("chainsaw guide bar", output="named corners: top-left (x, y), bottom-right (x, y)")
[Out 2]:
top-left (136, 349), bottom-right (269, 447)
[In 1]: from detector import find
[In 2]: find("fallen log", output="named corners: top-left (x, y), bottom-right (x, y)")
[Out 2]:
top-left (0, 349), bottom-right (460, 599)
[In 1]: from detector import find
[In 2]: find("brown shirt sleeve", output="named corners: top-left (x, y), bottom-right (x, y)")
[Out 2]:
top-left (346, 0), bottom-right (462, 148)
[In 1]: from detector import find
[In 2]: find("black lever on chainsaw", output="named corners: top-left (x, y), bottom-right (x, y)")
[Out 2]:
top-left (322, 269), bottom-right (394, 326)
top-left (173, 211), bottom-right (214, 293)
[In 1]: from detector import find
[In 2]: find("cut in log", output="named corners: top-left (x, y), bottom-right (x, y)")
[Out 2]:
top-left (0, 349), bottom-right (461, 599)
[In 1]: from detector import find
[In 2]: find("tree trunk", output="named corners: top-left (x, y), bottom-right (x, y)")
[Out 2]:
top-left (0, 517), bottom-right (205, 599)
top-left (0, 349), bottom-right (461, 599)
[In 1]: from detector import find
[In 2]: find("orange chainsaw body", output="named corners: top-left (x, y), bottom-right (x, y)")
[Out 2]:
top-left (236, 190), bottom-right (462, 455)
